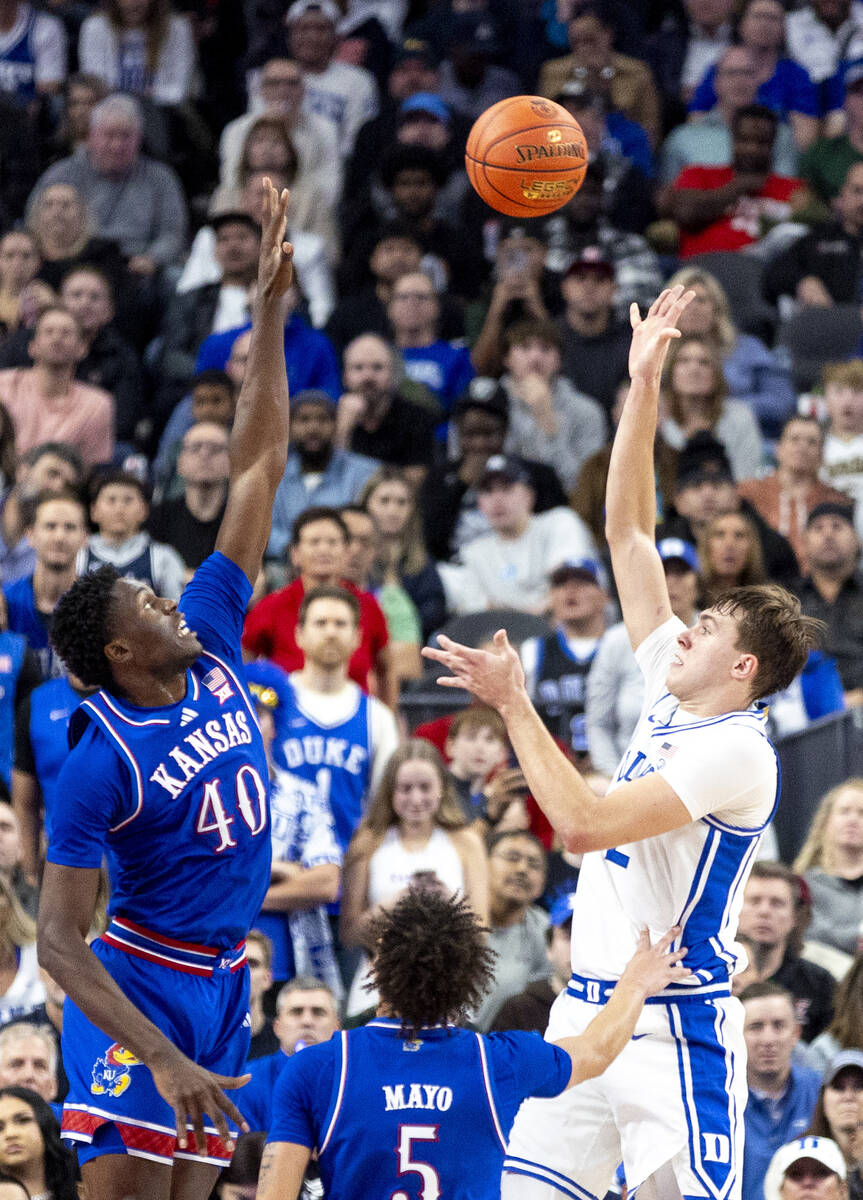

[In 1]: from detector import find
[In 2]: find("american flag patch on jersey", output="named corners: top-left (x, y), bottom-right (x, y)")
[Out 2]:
top-left (659, 741), bottom-right (678, 758)
top-left (202, 666), bottom-right (234, 704)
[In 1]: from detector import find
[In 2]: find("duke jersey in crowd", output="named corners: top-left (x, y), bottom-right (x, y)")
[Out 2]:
top-left (4, 573), bottom-right (64, 679)
top-left (268, 1019), bottom-right (572, 1200)
top-left (78, 533), bottom-right (186, 602)
top-left (503, 615), bottom-right (780, 1199)
top-left (47, 554), bottom-right (272, 1167)
top-left (521, 630), bottom-right (600, 755)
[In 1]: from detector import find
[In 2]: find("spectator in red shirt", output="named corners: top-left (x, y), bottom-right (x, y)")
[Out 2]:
top-left (668, 104), bottom-right (806, 258)
top-left (242, 505), bottom-right (396, 707)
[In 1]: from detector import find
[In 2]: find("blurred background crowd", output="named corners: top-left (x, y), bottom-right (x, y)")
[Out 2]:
top-left (0, 0), bottom-right (855, 1197)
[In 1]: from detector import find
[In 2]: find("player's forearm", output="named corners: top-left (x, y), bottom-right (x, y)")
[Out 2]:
top-left (261, 864), bottom-right (340, 911)
top-left (258, 1141), bottom-right (310, 1200)
top-left (605, 373), bottom-right (659, 546)
top-left (555, 977), bottom-right (647, 1087)
top-left (499, 687), bottom-right (599, 851)
top-left (229, 292), bottom-right (291, 483)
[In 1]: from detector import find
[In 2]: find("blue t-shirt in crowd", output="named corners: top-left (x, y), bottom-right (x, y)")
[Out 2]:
top-left (689, 58), bottom-right (818, 118)
top-left (196, 313), bottom-right (341, 400)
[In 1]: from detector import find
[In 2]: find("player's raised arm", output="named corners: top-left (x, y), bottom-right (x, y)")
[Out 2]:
top-left (215, 179), bottom-right (293, 583)
top-left (606, 286), bottom-right (693, 651)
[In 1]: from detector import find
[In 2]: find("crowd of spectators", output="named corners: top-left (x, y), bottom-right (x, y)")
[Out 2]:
top-left (0, 0), bottom-right (858, 1196)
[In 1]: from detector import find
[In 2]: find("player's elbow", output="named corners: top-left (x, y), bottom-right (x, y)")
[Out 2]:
top-left (561, 828), bottom-right (593, 855)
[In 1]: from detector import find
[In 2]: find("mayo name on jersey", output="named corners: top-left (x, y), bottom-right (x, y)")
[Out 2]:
top-left (569, 620), bottom-right (779, 995)
top-left (70, 650), bottom-right (272, 947)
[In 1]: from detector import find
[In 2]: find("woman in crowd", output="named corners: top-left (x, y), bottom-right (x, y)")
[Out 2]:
top-left (0, 1089), bottom-right (77, 1200)
top-left (340, 740), bottom-right (488, 1019)
top-left (359, 466), bottom-right (447, 643)
top-left (806, 1055), bottom-right (863, 1199)
top-left (78, 0), bottom-right (198, 107)
top-left (807, 956), bottom-right (863, 1073)
top-left (0, 235), bottom-right (40, 337)
top-left (660, 333), bottom-right (764, 480)
top-left (0, 877), bottom-right (43, 1027)
top-left (795, 780), bottom-right (863, 957)
top-left (696, 511), bottom-right (767, 605)
top-left (667, 266), bottom-right (797, 440)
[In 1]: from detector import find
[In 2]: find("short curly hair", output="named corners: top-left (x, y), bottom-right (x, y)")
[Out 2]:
top-left (367, 889), bottom-right (496, 1038)
top-left (50, 564), bottom-right (120, 688)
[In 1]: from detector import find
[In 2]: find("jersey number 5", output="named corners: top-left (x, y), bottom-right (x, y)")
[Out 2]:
top-left (392, 1124), bottom-right (441, 1200)
top-left (196, 766), bottom-right (268, 853)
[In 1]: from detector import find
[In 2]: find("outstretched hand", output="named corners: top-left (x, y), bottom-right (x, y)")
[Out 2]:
top-left (619, 926), bottom-right (691, 999)
top-left (149, 1044), bottom-right (250, 1157)
top-left (628, 285), bottom-right (694, 382)
top-left (421, 629), bottom-right (527, 712)
top-left (258, 177), bottom-right (294, 302)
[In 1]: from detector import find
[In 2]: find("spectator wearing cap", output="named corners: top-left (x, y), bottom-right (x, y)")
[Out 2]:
top-left (268, 390), bottom-right (380, 561)
top-left (538, 1), bottom-right (662, 147)
top-left (282, 0), bottom-right (378, 157)
top-left (741, 981), bottom-right (823, 1200)
top-left (764, 160), bottom-right (863, 310)
top-left (519, 559), bottom-right (609, 760)
top-left (586, 538), bottom-right (700, 776)
top-left (801, 63), bottom-right (863, 203)
top-left (793, 502), bottom-right (863, 702)
top-left (739, 416), bottom-right (850, 573)
top-left (154, 212), bottom-right (260, 420)
top-left (541, 159), bottom-right (664, 308)
top-left (658, 431), bottom-right (799, 582)
top-left (657, 45), bottom-right (799, 189)
top-left (764, 1135), bottom-right (849, 1199)
top-left (451, 454), bottom-right (595, 615)
top-left (555, 247), bottom-right (632, 416)
top-left (436, 13), bottom-right (520, 120)
top-left (418, 380), bottom-right (569, 562)
top-left (490, 892), bottom-right (575, 1034)
top-left (806, 1050), bottom-right (863, 1194)
top-left (668, 104), bottom-right (808, 259)
top-left (387, 269), bottom-right (474, 428)
top-left (738, 861), bottom-right (837, 1046)
top-left (498, 317), bottom-right (606, 493)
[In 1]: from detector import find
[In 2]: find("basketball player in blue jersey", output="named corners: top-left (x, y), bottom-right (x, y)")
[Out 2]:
top-left (424, 287), bottom-right (824, 1200)
top-left (257, 888), bottom-right (690, 1200)
top-left (35, 180), bottom-right (295, 1200)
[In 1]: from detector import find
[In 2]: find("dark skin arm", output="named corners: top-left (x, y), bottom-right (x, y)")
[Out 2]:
top-left (667, 172), bottom-right (766, 230)
top-left (38, 864), bottom-right (250, 1154)
top-left (215, 181), bottom-right (294, 584)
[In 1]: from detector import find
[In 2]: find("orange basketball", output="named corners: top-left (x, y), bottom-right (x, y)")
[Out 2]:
top-left (465, 95), bottom-right (588, 218)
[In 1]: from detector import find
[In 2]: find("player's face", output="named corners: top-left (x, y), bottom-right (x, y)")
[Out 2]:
top-left (275, 989), bottom-right (339, 1052)
top-left (296, 597), bottom-right (359, 668)
top-left (0, 808), bottom-right (20, 873)
top-left (90, 484), bottom-right (148, 541)
top-left (738, 878), bottom-right (796, 947)
top-left (0, 1036), bottom-right (56, 1102)
top-left (28, 498), bottom-right (87, 570)
top-left (290, 519), bottom-right (347, 583)
top-left (109, 579), bottom-right (202, 674)
top-left (489, 836), bottom-right (546, 907)
top-left (743, 995), bottom-right (799, 1077)
top-left (446, 725), bottom-right (507, 781)
top-left (825, 786), bottom-right (863, 854)
top-left (779, 1160), bottom-right (846, 1198)
top-left (392, 759), bottom-right (443, 828)
top-left (823, 1067), bottom-right (863, 1136)
top-left (665, 609), bottom-right (753, 702)
top-left (0, 1096), bottom-right (43, 1170)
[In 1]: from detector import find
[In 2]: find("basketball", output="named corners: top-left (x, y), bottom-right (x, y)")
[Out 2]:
top-left (465, 95), bottom-right (588, 218)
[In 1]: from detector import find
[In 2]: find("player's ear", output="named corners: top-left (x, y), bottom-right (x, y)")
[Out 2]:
top-left (104, 638), bottom-right (132, 665)
top-left (731, 651), bottom-right (758, 684)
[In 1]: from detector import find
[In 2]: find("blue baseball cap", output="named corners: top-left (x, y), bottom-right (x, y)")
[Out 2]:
top-left (657, 538), bottom-right (699, 573)
top-left (399, 92), bottom-right (451, 124)
top-left (549, 557), bottom-right (607, 588)
top-left (549, 892), bottom-right (577, 927)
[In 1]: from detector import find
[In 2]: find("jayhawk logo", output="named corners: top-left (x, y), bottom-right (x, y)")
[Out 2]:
top-left (90, 1044), bottom-right (141, 1097)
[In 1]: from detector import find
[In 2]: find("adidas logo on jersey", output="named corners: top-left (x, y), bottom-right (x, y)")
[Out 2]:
top-left (180, 708), bottom-right (198, 727)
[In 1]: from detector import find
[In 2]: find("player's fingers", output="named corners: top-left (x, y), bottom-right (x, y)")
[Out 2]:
top-left (213, 1072), bottom-right (252, 1091)
top-left (173, 1103), bottom-right (188, 1150)
top-left (437, 675), bottom-right (467, 689)
top-left (636, 927), bottom-right (650, 949)
top-left (207, 1094), bottom-right (237, 1151)
top-left (655, 925), bottom-right (681, 953)
top-left (630, 301), bottom-right (640, 329)
top-left (189, 1103), bottom-right (208, 1157)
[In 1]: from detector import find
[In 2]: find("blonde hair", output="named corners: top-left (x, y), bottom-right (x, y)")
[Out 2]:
top-left (0, 875), bottom-right (36, 949)
top-left (663, 333), bottom-right (728, 429)
top-left (362, 740), bottom-right (466, 836)
top-left (794, 779), bottom-right (863, 873)
top-left (822, 360), bottom-right (863, 391)
top-left (358, 466), bottom-right (429, 577)
top-left (697, 511), bottom-right (766, 605)
top-left (666, 266), bottom-right (737, 352)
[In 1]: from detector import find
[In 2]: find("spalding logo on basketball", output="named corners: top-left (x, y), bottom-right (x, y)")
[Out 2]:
top-left (465, 95), bottom-right (588, 218)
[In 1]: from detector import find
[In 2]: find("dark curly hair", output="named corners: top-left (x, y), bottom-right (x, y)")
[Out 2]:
top-left (367, 889), bottom-right (496, 1038)
top-left (50, 564), bottom-right (119, 688)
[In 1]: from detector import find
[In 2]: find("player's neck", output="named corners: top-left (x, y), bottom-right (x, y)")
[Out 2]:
top-left (675, 687), bottom-right (752, 718)
top-left (113, 665), bottom-right (188, 708)
top-left (295, 662), bottom-right (349, 694)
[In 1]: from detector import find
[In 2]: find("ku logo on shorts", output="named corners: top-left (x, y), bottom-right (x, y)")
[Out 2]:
top-left (90, 1044), bottom-right (142, 1098)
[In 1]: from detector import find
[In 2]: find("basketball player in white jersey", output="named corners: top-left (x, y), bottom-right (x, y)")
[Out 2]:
top-left (423, 286), bottom-right (823, 1200)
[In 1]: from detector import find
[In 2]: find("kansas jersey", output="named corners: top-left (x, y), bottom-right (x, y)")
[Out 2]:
top-left (569, 616), bottom-right (779, 994)
top-left (46, 553), bottom-right (271, 949)
top-left (268, 1020), bottom-right (571, 1200)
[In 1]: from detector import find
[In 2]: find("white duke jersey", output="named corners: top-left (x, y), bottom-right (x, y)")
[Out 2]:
top-left (570, 616), bottom-right (779, 997)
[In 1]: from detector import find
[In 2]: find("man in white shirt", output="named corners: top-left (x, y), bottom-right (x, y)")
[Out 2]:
top-left (0, 0), bottom-right (65, 105)
top-left (787, 0), bottom-right (863, 86)
top-left (425, 286), bottom-right (821, 1200)
top-left (454, 455), bottom-right (595, 615)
